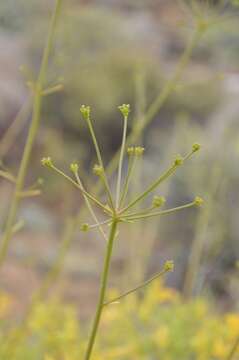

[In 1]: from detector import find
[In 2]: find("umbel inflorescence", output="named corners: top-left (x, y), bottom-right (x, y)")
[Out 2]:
top-left (41, 103), bottom-right (203, 360)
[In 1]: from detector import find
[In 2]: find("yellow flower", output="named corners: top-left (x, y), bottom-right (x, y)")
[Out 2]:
top-left (225, 313), bottom-right (239, 337)
top-left (158, 287), bottom-right (179, 304)
top-left (212, 340), bottom-right (228, 358)
top-left (155, 326), bottom-right (170, 348)
top-left (194, 299), bottom-right (207, 318)
top-left (0, 292), bottom-right (12, 317)
top-left (45, 356), bottom-right (55, 360)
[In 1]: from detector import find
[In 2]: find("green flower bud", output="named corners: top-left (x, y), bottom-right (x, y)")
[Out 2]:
top-left (70, 163), bottom-right (79, 174)
top-left (41, 157), bottom-right (53, 168)
top-left (80, 223), bottom-right (89, 232)
top-left (174, 155), bottom-right (184, 166)
top-left (127, 147), bottom-right (135, 156)
top-left (194, 196), bottom-right (204, 207)
top-left (93, 164), bottom-right (104, 176)
top-left (164, 260), bottom-right (174, 272)
top-left (192, 143), bottom-right (201, 152)
top-left (135, 146), bottom-right (145, 157)
top-left (118, 104), bottom-right (130, 118)
top-left (152, 196), bottom-right (166, 208)
top-left (80, 105), bottom-right (91, 120)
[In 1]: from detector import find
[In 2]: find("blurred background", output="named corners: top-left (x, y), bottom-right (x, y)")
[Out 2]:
top-left (1, 0), bottom-right (239, 358)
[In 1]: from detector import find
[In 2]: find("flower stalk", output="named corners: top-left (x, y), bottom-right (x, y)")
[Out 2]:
top-left (84, 219), bottom-right (118, 360)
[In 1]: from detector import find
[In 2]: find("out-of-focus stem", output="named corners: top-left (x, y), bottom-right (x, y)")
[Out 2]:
top-left (183, 165), bottom-right (221, 298)
top-left (0, 96), bottom-right (32, 159)
top-left (0, 0), bottom-right (62, 267)
top-left (104, 27), bottom-right (202, 181)
top-left (226, 335), bottom-right (239, 360)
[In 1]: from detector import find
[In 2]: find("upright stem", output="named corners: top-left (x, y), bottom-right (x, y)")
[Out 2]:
top-left (85, 116), bottom-right (114, 210)
top-left (0, 96), bottom-right (32, 159)
top-left (85, 220), bottom-right (118, 360)
top-left (183, 165), bottom-right (221, 298)
top-left (116, 115), bottom-right (128, 208)
top-left (226, 335), bottom-right (239, 360)
top-left (0, 0), bottom-right (62, 267)
top-left (104, 27), bottom-right (202, 181)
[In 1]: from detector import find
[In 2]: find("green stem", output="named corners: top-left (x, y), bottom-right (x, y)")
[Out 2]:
top-left (75, 172), bottom-right (107, 241)
top-left (120, 164), bottom-right (177, 215)
top-left (124, 202), bottom-right (195, 221)
top-left (120, 150), bottom-right (194, 215)
top-left (0, 96), bottom-right (32, 159)
top-left (50, 164), bottom-right (107, 212)
top-left (116, 115), bottom-right (128, 208)
top-left (119, 155), bottom-right (136, 208)
top-left (183, 165), bottom-right (221, 298)
top-left (104, 268), bottom-right (167, 306)
top-left (226, 335), bottom-right (239, 360)
top-left (85, 220), bottom-right (118, 360)
top-left (104, 27), bottom-right (202, 182)
top-left (86, 117), bottom-right (114, 210)
top-left (0, 0), bottom-right (62, 267)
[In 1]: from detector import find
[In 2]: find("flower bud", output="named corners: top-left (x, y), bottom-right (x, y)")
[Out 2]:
top-left (192, 143), bottom-right (201, 152)
top-left (80, 105), bottom-right (91, 120)
top-left (93, 164), bottom-right (104, 176)
top-left (174, 155), bottom-right (184, 166)
top-left (41, 157), bottom-right (53, 168)
top-left (164, 260), bottom-right (174, 272)
top-left (152, 196), bottom-right (166, 208)
top-left (194, 196), bottom-right (204, 207)
top-left (127, 147), bottom-right (134, 156)
top-left (80, 223), bottom-right (89, 232)
top-left (118, 104), bottom-right (130, 118)
top-left (70, 163), bottom-right (79, 174)
top-left (135, 146), bottom-right (145, 157)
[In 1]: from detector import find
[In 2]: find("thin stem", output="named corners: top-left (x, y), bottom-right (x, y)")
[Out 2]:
top-left (50, 165), bottom-right (107, 213)
top-left (85, 220), bottom-right (118, 360)
top-left (123, 205), bottom-right (156, 219)
top-left (0, 0), bottom-right (62, 267)
top-left (103, 27), bottom-right (202, 182)
top-left (0, 96), bottom-right (32, 159)
top-left (183, 165), bottom-right (222, 298)
top-left (89, 219), bottom-right (111, 230)
top-left (104, 268), bottom-right (167, 306)
top-left (120, 150), bottom-right (194, 215)
top-left (75, 172), bottom-right (108, 241)
top-left (119, 155), bottom-right (137, 208)
top-left (120, 165), bottom-right (177, 215)
top-left (226, 335), bottom-right (239, 360)
top-left (116, 115), bottom-right (128, 208)
top-left (123, 202), bottom-right (195, 221)
top-left (0, 170), bottom-right (16, 183)
top-left (86, 117), bottom-right (114, 210)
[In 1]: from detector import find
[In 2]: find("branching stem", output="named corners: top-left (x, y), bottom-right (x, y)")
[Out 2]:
top-left (104, 268), bottom-right (167, 306)
top-left (84, 220), bottom-right (118, 360)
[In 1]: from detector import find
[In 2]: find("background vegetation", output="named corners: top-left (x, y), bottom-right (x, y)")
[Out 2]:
top-left (0, 0), bottom-right (239, 359)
